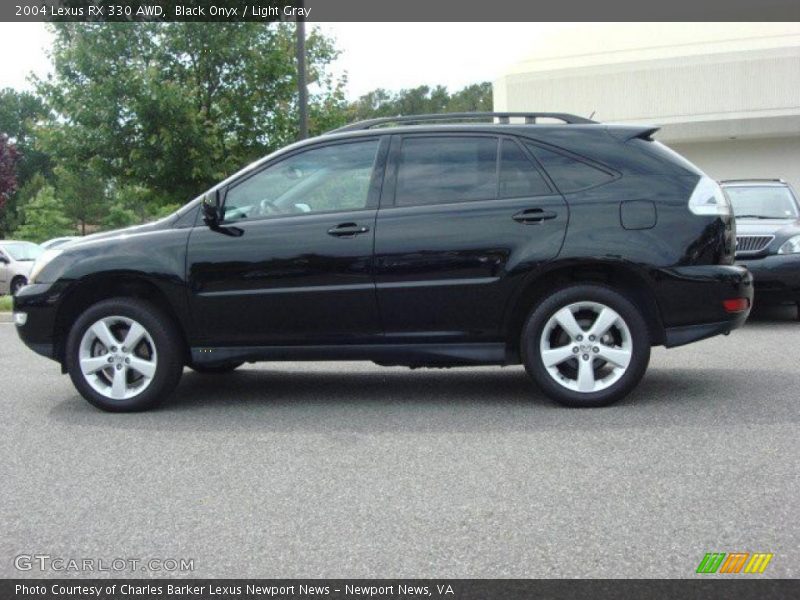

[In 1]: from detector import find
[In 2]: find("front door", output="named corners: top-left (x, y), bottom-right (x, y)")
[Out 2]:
top-left (187, 137), bottom-right (387, 346)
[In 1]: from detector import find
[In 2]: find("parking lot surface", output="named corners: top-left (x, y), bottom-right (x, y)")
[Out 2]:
top-left (1, 308), bottom-right (799, 578)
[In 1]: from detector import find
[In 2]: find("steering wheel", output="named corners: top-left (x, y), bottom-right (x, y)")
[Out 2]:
top-left (258, 198), bottom-right (281, 216)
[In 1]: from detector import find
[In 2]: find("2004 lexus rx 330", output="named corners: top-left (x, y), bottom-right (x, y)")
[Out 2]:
top-left (14, 112), bottom-right (752, 411)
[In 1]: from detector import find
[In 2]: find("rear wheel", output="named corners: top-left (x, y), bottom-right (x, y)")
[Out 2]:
top-left (521, 284), bottom-right (651, 407)
top-left (65, 298), bottom-right (183, 412)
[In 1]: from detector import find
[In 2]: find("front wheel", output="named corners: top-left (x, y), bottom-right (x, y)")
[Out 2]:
top-left (65, 298), bottom-right (184, 412)
top-left (521, 285), bottom-right (651, 408)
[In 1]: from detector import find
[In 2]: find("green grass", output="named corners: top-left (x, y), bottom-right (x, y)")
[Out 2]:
top-left (0, 295), bottom-right (13, 312)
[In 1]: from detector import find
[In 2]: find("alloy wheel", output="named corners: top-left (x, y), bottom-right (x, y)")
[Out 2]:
top-left (539, 301), bottom-right (633, 393)
top-left (78, 316), bottom-right (158, 400)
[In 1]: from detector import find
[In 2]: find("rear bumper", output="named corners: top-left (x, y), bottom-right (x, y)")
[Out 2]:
top-left (737, 254), bottom-right (800, 304)
top-left (655, 265), bottom-right (753, 348)
top-left (664, 318), bottom-right (747, 348)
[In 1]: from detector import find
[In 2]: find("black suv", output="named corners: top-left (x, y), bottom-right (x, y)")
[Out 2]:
top-left (722, 179), bottom-right (800, 318)
top-left (14, 112), bottom-right (752, 411)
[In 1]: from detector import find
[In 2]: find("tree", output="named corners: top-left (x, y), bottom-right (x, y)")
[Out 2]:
top-left (347, 82), bottom-right (493, 122)
top-left (101, 201), bottom-right (138, 231)
top-left (56, 165), bottom-right (108, 235)
top-left (38, 22), bottom-right (347, 211)
top-left (0, 133), bottom-right (20, 214)
top-left (12, 185), bottom-right (74, 243)
top-left (0, 89), bottom-right (51, 185)
top-left (0, 89), bottom-right (51, 236)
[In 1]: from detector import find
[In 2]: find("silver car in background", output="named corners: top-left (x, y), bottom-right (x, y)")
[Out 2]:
top-left (0, 241), bottom-right (44, 296)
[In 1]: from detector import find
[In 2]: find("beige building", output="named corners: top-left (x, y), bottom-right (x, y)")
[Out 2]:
top-left (494, 23), bottom-right (800, 192)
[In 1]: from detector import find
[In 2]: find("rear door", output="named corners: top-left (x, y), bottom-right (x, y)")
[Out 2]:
top-left (374, 134), bottom-right (569, 342)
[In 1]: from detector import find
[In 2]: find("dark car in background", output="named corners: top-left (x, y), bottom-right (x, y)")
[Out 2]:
top-left (722, 179), bottom-right (800, 319)
top-left (14, 112), bottom-right (752, 411)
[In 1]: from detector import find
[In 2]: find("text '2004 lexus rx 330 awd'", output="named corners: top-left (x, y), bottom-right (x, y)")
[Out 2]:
top-left (14, 112), bottom-right (752, 411)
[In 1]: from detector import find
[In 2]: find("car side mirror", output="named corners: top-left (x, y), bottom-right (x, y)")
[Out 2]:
top-left (201, 189), bottom-right (243, 238)
top-left (0, 255), bottom-right (9, 264)
top-left (202, 189), bottom-right (223, 226)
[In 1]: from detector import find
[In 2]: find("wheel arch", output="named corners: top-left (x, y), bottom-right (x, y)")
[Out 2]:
top-left (10, 274), bottom-right (28, 290)
top-left (504, 259), bottom-right (665, 358)
top-left (53, 272), bottom-right (190, 367)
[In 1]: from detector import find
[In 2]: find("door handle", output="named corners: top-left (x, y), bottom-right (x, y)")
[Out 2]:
top-left (512, 208), bottom-right (558, 224)
top-left (327, 223), bottom-right (370, 237)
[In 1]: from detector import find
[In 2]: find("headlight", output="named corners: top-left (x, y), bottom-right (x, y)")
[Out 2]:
top-left (688, 176), bottom-right (731, 216)
top-left (777, 235), bottom-right (800, 255)
top-left (29, 249), bottom-right (63, 283)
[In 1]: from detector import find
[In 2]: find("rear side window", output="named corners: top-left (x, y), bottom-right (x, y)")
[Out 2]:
top-left (395, 137), bottom-right (498, 206)
top-left (499, 139), bottom-right (551, 198)
top-left (525, 143), bottom-right (615, 192)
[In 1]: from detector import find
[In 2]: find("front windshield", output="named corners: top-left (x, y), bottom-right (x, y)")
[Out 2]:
top-left (2, 242), bottom-right (43, 261)
top-left (725, 185), bottom-right (799, 219)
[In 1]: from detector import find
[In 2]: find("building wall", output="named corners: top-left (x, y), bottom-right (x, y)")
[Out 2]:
top-left (495, 23), bottom-right (800, 195)
top-left (494, 25), bottom-right (800, 142)
top-left (668, 137), bottom-right (800, 193)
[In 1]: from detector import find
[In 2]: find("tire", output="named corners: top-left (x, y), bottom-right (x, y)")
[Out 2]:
top-left (65, 297), bottom-right (184, 412)
top-left (189, 361), bottom-right (244, 374)
top-left (10, 276), bottom-right (26, 296)
top-left (521, 284), bottom-right (651, 408)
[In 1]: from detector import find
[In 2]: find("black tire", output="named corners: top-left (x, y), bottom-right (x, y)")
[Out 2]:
top-left (189, 361), bottom-right (244, 374)
top-left (65, 297), bottom-right (184, 412)
top-left (10, 276), bottom-right (26, 296)
top-left (521, 284), bottom-right (651, 408)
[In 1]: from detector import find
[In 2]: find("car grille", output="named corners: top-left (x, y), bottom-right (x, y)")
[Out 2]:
top-left (735, 235), bottom-right (774, 256)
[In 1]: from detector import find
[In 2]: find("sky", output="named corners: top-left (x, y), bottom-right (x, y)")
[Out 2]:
top-left (0, 22), bottom-right (576, 98)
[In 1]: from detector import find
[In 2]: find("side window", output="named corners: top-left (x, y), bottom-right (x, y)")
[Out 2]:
top-left (223, 140), bottom-right (379, 222)
top-left (499, 139), bottom-right (551, 198)
top-left (525, 143), bottom-right (615, 193)
top-left (395, 136), bottom-right (498, 206)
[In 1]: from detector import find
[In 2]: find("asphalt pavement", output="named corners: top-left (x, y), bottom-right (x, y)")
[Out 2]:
top-left (1, 307), bottom-right (799, 578)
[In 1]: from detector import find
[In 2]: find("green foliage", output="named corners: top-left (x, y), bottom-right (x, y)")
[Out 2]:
top-left (37, 22), bottom-right (347, 210)
top-left (55, 165), bottom-right (108, 235)
top-left (12, 185), bottom-right (74, 243)
top-left (101, 201), bottom-right (138, 231)
top-left (347, 82), bottom-right (493, 122)
top-left (150, 203), bottom-right (181, 219)
top-left (0, 89), bottom-right (51, 236)
top-left (0, 88), bottom-right (51, 184)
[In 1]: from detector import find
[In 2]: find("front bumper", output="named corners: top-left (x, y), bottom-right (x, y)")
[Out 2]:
top-left (736, 254), bottom-right (800, 304)
top-left (655, 265), bottom-right (753, 348)
top-left (12, 281), bottom-right (64, 361)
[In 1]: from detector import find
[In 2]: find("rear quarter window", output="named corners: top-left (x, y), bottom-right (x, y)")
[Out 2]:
top-left (499, 139), bottom-right (551, 198)
top-left (525, 143), bottom-right (616, 193)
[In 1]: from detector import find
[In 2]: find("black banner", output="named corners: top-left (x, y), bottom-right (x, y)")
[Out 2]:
top-left (2, 0), bottom-right (800, 22)
top-left (3, 580), bottom-right (800, 600)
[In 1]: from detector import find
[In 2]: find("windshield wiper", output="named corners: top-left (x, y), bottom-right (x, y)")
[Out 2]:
top-left (734, 214), bottom-right (781, 219)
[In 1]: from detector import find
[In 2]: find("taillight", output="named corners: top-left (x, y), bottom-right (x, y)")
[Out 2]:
top-left (723, 298), bottom-right (749, 313)
top-left (688, 176), bottom-right (731, 216)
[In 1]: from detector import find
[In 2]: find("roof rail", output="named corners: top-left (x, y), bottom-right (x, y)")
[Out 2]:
top-left (326, 112), bottom-right (597, 134)
top-left (720, 178), bottom-right (786, 184)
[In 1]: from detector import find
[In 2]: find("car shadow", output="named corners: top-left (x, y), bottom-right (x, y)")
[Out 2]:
top-left (746, 303), bottom-right (798, 323)
top-left (48, 362), bottom-right (800, 434)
